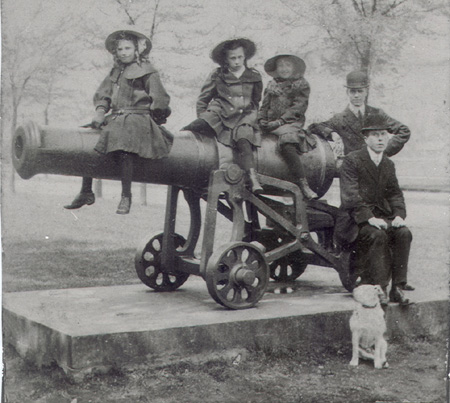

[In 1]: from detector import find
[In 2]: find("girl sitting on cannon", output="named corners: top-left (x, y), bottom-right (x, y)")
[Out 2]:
top-left (64, 30), bottom-right (172, 214)
top-left (184, 38), bottom-right (264, 194)
top-left (258, 54), bottom-right (317, 200)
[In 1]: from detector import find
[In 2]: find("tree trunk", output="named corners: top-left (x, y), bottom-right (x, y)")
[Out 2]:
top-left (94, 179), bottom-right (103, 198)
top-left (140, 183), bottom-right (147, 206)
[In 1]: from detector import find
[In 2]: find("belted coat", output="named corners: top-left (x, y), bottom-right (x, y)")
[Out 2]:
top-left (335, 147), bottom-right (406, 245)
top-left (197, 67), bottom-right (263, 146)
top-left (308, 105), bottom-right (410, 157)
top-left (258, 76), bottom-right (316, 153)
top-left (94, 60), bottom-right (172, 159)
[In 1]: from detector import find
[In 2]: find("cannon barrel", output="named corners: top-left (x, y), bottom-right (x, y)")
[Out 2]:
top-left (12, 121), bottom-right (336, 196)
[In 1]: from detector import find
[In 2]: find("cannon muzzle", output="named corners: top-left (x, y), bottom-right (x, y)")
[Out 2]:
top-left (12, 121), bottom-right (336, 196)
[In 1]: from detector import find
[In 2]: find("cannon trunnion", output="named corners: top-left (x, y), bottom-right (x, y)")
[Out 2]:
top-left (12, 122), bottom-right (355, 309)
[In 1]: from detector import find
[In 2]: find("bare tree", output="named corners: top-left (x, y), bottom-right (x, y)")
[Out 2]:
top-left (2, 0), bottom-right (81, 190)
top-left (279, 0), bottom-right (449, 74)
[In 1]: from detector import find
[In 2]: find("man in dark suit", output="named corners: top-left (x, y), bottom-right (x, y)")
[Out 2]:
top-left (309, 70), bottom-right (410, 160)
top-left (337, 115), bottom-right (413, 305)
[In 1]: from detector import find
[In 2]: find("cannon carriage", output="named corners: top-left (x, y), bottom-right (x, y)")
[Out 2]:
top-left (12, 121), bottom-right (356, 309)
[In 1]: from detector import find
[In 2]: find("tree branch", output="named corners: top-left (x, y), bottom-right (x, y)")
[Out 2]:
top-left (115, 0), bottom-right (136, 25)
top-left (351, 0), bottom-right (363, 15)
top-left (360, 0), bottom-right (367, 17)
top-left (381, 0), bottom-right (409, 16)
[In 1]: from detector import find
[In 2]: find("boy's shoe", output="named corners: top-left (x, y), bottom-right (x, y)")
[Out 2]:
top-left (249, 169), bottom-right (263, 194)
top-left (401, 283), bottom-right (415, 291)
top-left (116, 195), bottom-right (132, 215)
top-left (64, 192), bottom-right (95, 209)
top-left (298, 178), bottom-right (318, 200)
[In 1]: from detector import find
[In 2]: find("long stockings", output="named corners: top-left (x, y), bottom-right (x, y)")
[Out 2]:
top-left (119, 151), bottom-right (135, 197)
top-left (79, 152), bottom-right (135, 196)
top-left (279, 143), bottom-right (305, 179)
top-left (81, 177), bottom-right (93, 193)
top-left (235, 138), bottom-right (256, 171)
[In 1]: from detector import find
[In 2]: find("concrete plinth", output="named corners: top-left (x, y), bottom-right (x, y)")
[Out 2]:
top-left (3, 274), bottom-right (447, 375)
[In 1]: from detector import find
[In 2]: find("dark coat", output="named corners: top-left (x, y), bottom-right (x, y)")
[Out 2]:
top-left (309, 105), bottom-right (410, 157)
top-left (335, 147), bottom-right (406, 245)
top-left (197, 67), bottom-right (263, 146)
top-left (94, 60), bottom-right (172, 159)
top-left (258, 77), bottom-right (316, 153)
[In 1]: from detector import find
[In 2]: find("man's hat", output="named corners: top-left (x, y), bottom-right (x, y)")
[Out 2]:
top-left (264, 54), bottom-right (306, 78)
top-left (361, 114), bottom-right (389, 134)
top-left (105, 30), bottom-right (152, 56)
top-left (210, 38), bottom-right (256, 65)
top-left (345, 70), bottom-right (369, 89)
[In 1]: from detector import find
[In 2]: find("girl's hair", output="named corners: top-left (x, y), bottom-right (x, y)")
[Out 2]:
top-left (112, 33), bottom-right (146, 64)
top-left (220, 39), bottom-right (253, 67)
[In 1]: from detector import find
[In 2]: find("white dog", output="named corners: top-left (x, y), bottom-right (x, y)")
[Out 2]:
top-left (349, 284), bottom-right (389, 369)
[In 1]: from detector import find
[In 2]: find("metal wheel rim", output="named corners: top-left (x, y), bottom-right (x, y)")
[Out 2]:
top-left (206, 242), bottom-right (269, 309)
top-left (135, 233), bottom-right (189, 291)
top-left (269, 253), bottom-right (307, 282)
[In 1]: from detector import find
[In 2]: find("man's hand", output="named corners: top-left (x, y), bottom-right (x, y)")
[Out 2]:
top-left (391, 216), bottom-right (406, 228)
top-left (266, 120), bottom-right (283, 131)
top-left (368, 217), bottom-right (388, 230)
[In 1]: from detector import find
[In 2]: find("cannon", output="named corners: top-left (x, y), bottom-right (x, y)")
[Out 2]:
top-left (12, 121), bottom-right (356, 309)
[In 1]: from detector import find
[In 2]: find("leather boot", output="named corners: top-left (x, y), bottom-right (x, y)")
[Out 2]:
top-left (116, 195), bottom-right (132, 215)
top-left (248, 168), bottom-right (263, 194)
top-left (400, 283), bottom-right (415, 291)
top-left (64, 192), bottom-right (95, 209)
top-left (389, 286), bottom-right (410, 305)
top-left (298, 178), bottom-right (318, 200)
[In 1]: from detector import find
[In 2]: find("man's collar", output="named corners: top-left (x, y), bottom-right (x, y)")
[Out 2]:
top-left (366, 146), bottom-right (383, 165)
top-left (348, 103), bottom-right (366, 117)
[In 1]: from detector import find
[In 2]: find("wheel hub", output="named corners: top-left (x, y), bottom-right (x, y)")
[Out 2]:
top-left (233, 265), bottom-right (256, 286)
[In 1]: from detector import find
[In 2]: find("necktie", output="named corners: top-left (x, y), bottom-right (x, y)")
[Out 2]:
top-left (358, 110), bottom-right (364, 125)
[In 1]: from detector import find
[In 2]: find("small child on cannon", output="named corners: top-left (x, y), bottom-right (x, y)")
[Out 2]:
top-left (65, 30), bottom-right (172, 214)
top-left (258, 54), bottom-right (317, 200)
top-left (184, 38), bottom-right (264, 193)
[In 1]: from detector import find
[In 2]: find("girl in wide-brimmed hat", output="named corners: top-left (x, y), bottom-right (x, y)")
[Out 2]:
top-left (258, 54), bottom-right (317, 199)
top-left (184, 38), bottom-right (263, 193)
top-left (65, 30), bottom-right (172, 214)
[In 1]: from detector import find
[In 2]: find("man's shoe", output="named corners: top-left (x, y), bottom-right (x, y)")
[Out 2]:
top-left (116, 195), bottom-right (131, 215)
top-left (389, 286), bottom-right (410, 306)
top-left (64, 192), bottom-right (95, 209)
top-left (401, 283), bottom-right (415, 291)
top-left (379, 287), bottom-right (389, 306)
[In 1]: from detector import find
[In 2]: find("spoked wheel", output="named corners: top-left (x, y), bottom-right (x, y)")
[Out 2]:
top-left (206, 242), bottom-right (269, 309)
top-left (337, 249), bottom-right (357, 292)
top-left (270, 251), bottom-right (308, 282)
top-left (135, 233), bottom-right (190, 291)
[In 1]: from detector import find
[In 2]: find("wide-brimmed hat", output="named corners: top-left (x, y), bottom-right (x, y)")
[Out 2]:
top-left (105, 30), bottom-right (152, 57)
top-left (345, 70), bottom-right (369, 88)
top-left (210, 38), bottom-right (256, 65)
top-left (361, 114), bottom-right (389, 134)
top-left (264, 54), bottom-right (306, 78)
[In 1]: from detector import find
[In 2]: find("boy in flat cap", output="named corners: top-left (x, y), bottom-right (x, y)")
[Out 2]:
top-left (337, 115), bottom-right (413, 305)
